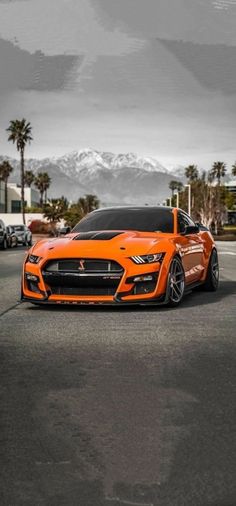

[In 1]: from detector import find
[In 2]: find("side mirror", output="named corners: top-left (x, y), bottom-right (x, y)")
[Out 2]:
top-left (195, 222), bottom-right (209, 231)
top-left (184, 224), bottom-right (199, 235)
top-left (59, 226), bottom-right (71, 235)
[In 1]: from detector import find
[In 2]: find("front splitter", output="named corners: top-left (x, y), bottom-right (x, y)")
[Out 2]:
top-left (21, 294), bottom-right (166, 307)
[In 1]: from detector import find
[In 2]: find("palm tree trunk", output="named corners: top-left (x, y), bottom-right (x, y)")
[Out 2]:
top-left (20, 148), bottom-right (26, 224)
top-left (4, 179), bottom-right (8, 213)
top-left (40, 191), bottom-right (43, 208)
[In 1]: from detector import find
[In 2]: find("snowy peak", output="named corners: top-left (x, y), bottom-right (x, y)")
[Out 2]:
top-left (0, 149), bottom-right (184, 206)
top-left (53, 149), bottom-right (169, 175)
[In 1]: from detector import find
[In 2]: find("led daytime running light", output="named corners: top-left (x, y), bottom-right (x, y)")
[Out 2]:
top-left (130, 253), bottom-right (164, 264)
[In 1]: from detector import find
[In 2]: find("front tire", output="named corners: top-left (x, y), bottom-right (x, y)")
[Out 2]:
top-left (202, 249), bottom-right (219, 291)
top-left (1, 236), bottom-right (7, 250)
top-left (166, 256), bottom-right (185, 307)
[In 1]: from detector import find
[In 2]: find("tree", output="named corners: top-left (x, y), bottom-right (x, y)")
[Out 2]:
top-left (43, 197), bottom-right (68, 226)
top-left (6, 119), bottom-right (33, 224)
top-left (63, 204), bottom-right (84, 228)
top-left (210, 161), bottom-right (227, 185)
top-left (175, 182), bottom-right (183, 193)
top-left (64, 194), bottom-right (100, 228)
top-left (0, 160), bottom-right (14, 213)
top-left (169, 180), bottom-right (183, 206)
top-left (232, 162), bottom-right (236, 177)
top-left (34, 172), bottom-right (51, 207)
top-left (24, 170), bottom-right (35, 187)
top-left (177, 171), bottom-right (227, 233)
top-left (42, 172), bottom-right (51, 204)
top-left (77, 194), bottom-right (100, 215)
top-left (184, 165), bottom-right (199, 182)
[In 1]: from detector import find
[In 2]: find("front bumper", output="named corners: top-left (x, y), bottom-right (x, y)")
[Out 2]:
top-left (22, 256), bottom-right (168, 305)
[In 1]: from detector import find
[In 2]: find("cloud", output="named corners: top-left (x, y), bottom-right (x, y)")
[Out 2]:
top-left (159, 38), bottom-right (236, 94)
top-left (0, 0), bottom-right (144, 57)
top-left (0, 38), bottom-right (80, 92)
top-left (212, 0), bottom-right (236, 10)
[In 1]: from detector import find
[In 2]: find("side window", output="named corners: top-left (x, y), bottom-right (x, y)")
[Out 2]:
top-left (178, 212), bottom-right (195, 233)
top-left (0, 220), bottom-right (3, 230)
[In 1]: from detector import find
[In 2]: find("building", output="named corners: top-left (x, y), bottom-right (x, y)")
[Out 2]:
top-left (0, 180), bottom-right (5, 212)
top-left (7, 184), bottom-right (40, 213)
top-left (225, 180), bottom-right (236, 198)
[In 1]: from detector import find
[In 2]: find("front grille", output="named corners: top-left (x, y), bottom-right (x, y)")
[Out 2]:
top-left (44, 258), bottom-right (123, 273)
top-left (50, 286), bottom-right (117, 296)
top-left (42, 258), bottom-right (123, 297)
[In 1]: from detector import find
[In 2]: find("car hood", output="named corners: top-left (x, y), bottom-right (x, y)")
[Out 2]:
top-left (31, 230), bottom-right (174, 259)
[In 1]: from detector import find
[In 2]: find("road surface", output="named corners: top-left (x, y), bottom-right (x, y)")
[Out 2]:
top-left (0, 242), bottom-right (236, 506)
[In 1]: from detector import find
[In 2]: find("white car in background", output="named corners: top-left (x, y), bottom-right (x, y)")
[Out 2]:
top-left (12, 225), bottom-right (33, 246)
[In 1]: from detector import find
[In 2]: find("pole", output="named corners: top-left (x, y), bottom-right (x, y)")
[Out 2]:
top-left (176, 191), bottom-right (179, 208)
top-left (185, 184), bottom-right (191, 216)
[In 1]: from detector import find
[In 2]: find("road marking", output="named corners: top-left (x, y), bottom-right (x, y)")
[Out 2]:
top-left (0, 301), bottom-right (22, 319)
top-left (218, 251), bottom-right (236, 256)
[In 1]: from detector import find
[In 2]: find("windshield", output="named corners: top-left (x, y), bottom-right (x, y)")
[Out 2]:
top-left (73, 208), bottom-right (174, 233)
top-left (13, 225), bottom-right (24, 231)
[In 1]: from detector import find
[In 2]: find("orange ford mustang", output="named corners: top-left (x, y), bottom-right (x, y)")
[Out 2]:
top-left (21, 206), bottom-right (219, 307)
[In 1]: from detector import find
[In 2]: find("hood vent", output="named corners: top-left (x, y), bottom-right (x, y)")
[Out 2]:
top-left (73, 231), bottom-right (123, 241)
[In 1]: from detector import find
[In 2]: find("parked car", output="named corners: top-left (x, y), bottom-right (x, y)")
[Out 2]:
top-left (6, 225), bottom-right (18, 248)
top-left (12, 225), bottom-right (32, 246)
top-left (0, 219), bottom-right (7, 250)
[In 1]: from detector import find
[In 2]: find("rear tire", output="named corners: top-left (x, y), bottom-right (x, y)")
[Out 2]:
top-left (202, 249), bottom-right (219, 292)
top-left (166, 256), bottom-right (185, 307)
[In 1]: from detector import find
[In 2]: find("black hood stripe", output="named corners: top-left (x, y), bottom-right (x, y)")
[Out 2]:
top-left (73, 231), bottom-right (123, 241)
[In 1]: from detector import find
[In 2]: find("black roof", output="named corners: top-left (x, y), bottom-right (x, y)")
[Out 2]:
top-left (93, 206), bottom-right (174, 212)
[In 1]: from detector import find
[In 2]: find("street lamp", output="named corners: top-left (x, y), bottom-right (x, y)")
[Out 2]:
top-left (185, 184), bottom-right (191, 215)
top-left (174, 190), bottom-right (180, 208)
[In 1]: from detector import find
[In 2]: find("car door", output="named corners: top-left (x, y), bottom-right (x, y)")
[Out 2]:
top-left (177, 211), bottom-right (205, 284)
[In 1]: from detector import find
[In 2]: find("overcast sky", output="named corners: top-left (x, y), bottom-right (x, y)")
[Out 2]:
top-left (1, 0), bottom-right (236, 170)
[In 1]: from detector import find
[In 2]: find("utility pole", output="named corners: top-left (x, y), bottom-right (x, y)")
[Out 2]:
top-left (185, 184), bottom-right (191, 215)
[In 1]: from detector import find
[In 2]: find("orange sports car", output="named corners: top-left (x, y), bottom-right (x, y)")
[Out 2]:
top-left (21, 206), bottom-right (219, 307)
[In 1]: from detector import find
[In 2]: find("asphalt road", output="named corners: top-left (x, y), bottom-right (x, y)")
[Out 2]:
top-left (0, 242), bottom-right (236, 506)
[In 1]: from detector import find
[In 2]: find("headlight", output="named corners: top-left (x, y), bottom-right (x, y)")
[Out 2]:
top-left (27, 254), bottom-right (42, 264)
top-left (130, 253), bottom-right (164, 264)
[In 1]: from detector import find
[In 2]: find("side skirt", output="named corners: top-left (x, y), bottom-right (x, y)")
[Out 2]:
top-left (184, 280), bottom-right (204, 294)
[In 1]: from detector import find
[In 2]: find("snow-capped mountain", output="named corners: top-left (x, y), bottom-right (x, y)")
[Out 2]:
top-left (48, 149), bottom-right (169, 177)
top-left (0, 149), bottom-right (183, 205)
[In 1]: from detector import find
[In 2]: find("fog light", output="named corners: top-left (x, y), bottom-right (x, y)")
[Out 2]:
top-left (133, 275), bottom-right (154, 282)
top-left (26, 273), bottom-right (39, 282)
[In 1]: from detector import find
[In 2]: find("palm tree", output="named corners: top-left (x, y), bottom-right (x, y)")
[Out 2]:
top-left (24, 170), bottom-right (35, 187)
top-left (169, 180), bottom-right (179, 198)
top-left (232, 162), bottom-right (236, 177)
top-left (0, 160), bottom-right (14, 213)
top-left (176, 181), bottom-right (183, 192)
top-left (6, 119), bottom-right (33, 224)
top-left (42, 173), bottom-right (51, 204)
top-left (34, 172), bottom-right (51, 207)
top-left (210, 161), bottom-right (227, 185)
top-left (184, 165), bottom-right (199, 182)
top-left (43, 197), bottom-right (68, 225)
top-left (78, 194), bottom-right (100, 215)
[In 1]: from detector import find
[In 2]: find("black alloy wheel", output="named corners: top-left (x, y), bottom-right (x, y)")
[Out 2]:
top-left (166, 256), bottom-right (185, 307)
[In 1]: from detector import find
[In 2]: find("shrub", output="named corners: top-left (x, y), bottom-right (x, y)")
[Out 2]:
top-left (28, 220), bottom-right (51, 234)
